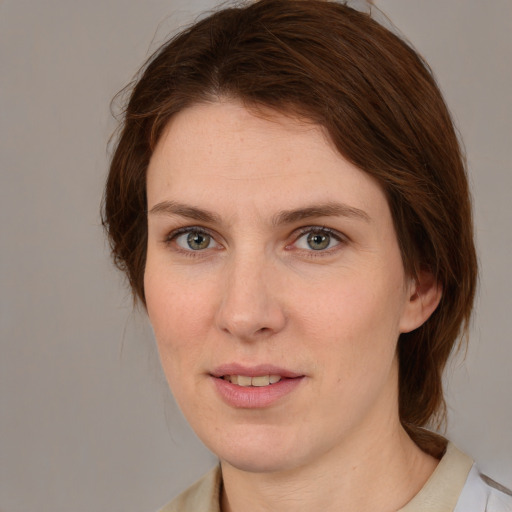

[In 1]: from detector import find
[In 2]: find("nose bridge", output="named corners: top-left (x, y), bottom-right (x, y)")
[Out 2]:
top-left (215, 246), bottom-right (286, 339)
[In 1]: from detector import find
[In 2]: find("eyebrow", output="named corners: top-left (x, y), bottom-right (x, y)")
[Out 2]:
top-left (149, 200), bottom-right (370, 225)
top-left (148, 201), bottom-right (221, 224)
top-left (272, 202), bottom-right (371, 225)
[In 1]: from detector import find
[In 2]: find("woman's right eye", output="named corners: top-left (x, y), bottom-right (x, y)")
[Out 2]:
top-left (172, 229), bottom-right (219, 251)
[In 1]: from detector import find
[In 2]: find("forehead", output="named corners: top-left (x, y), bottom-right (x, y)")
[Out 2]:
top-left (146, 100), bottom-right (388, 220)
top-left (150, 101), bottom-right (335, 173)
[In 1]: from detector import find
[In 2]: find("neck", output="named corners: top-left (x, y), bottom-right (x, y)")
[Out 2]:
top-left (220, 421), bottom-right (438, 512)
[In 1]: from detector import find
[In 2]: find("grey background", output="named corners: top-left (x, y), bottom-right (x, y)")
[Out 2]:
top-left (1, 1), bottom-right (510, 511)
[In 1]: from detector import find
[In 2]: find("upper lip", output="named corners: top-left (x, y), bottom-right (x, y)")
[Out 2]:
top-left (211, 363), bottom-right (303, 379)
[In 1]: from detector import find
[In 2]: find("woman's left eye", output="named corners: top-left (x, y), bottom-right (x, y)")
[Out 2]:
top-left (294, 229), bottom-right (342, 251)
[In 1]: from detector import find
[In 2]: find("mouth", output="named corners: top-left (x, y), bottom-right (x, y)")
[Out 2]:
top-left (210, 365), bottom-right (305, 408)
top-left (219, 374), bottom-right (283, 387)
top-left (211, 364), bottom-right (303, 384)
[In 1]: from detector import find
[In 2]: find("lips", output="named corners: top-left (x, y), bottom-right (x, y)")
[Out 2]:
top-left (210, 364), bottom-right (305, 408)
top-left (211, 363), bottom-right (303, 380)
top-left (222, 374), bottom-right (282, 386)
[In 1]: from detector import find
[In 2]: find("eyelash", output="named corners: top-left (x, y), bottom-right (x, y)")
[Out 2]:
top-left (289, 226), bottom-right (346, 257)
top-left (164, 225), bottom-right (346, 257)
top-left (164, 226), bottom-right (219, 257)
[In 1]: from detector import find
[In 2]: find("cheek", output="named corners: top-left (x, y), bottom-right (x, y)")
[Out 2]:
top-left (144, 265), bottom-right (216, 378)
top-left (299, 270), bottom-right (406, 374)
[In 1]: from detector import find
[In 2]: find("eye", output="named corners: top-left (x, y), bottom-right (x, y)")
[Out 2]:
top-left (294, 228), bottom-right (342, 251)
top-left (172, 229), bottom-right (219, 251)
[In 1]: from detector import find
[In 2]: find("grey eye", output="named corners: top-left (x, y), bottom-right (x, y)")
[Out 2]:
top-left (294, 229), bottom-right (341, 251)
top-left (306, 232), bottom-right (331, 250)
top-left (175, 231), bottom-right (213, 250)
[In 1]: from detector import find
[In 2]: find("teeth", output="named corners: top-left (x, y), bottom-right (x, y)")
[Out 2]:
top-left (237, 375), bottom-right (252, 387)
top-left (252, 375), bottom-right (270, 387)
top-left (222, 375), bottom-right (282, 387)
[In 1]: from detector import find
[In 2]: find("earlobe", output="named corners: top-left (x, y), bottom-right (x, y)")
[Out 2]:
top-left (399, 271), bottom-right (442, 334)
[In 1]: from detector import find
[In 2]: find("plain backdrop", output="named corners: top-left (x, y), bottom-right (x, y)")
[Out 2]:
top-left (1, 1), bottom-right (511, 511)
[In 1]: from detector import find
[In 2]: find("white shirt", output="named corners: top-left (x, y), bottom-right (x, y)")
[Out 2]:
top-left (454, 464), bottom-right (512, 512)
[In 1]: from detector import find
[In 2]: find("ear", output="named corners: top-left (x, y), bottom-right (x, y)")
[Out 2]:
top-left (399, 270), bottom-right (442, 334)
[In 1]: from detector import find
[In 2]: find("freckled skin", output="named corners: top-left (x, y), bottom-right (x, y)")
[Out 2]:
top-left (144, 100), bottom-right (440, 510)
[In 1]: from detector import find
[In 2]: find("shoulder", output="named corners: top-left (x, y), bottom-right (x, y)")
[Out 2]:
top-left (399, 441), bottom-right (511, 512)
top-left (158, 466), bottom-right (222, 512)
top-left (455, 464), bottom-right (512, 512)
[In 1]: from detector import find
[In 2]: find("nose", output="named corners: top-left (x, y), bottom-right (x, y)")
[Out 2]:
top-left (215, 253), bottom-right (287, 341)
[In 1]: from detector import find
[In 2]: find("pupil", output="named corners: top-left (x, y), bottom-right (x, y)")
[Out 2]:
top-left (307, 232), bottom-right (330, 250)
top-left (187, 232), bottom-right (210, 250)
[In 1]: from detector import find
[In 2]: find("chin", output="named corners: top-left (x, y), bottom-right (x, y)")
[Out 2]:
top-left (205, 424), bottom-right (316, 475)
top-left (220, 447), bottom-right (301, 474)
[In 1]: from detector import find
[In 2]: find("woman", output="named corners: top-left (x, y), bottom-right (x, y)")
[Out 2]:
top-left (103, 0), bottom-right (512, 510)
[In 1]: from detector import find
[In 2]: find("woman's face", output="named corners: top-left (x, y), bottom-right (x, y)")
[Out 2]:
top-left (145, 100), bottom-right (422, 473)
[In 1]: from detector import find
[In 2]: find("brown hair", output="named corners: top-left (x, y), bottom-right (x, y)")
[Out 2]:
top-left (103, 0), bottom-right (477, 450)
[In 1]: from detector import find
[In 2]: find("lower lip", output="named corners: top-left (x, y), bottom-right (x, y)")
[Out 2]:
top-left (211, 376), bottom-right (304, 408)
